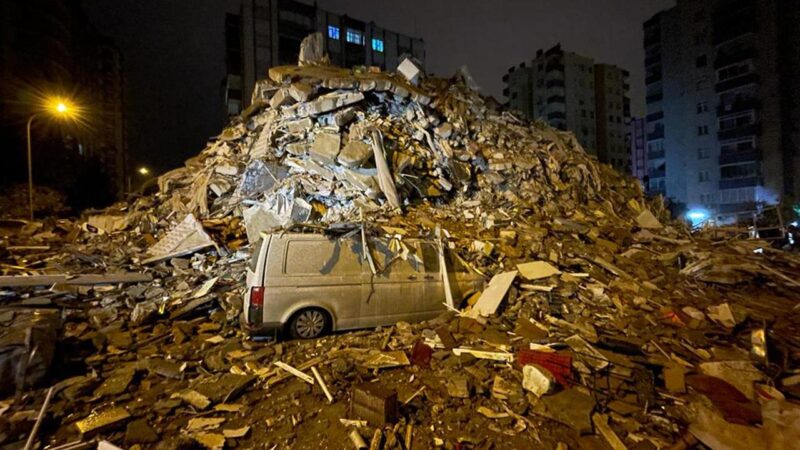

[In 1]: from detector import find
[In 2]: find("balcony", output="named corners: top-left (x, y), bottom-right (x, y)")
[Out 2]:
top-left (646, 111), bottom-right (664, 122)
top-left (647, 128), bottom-right (665, 140)
top-left (546, 62), bottom-right (565, 73)
top-left (547, 111), bottom-right (566, 121)
top-left (717, 97), bottom-right (759, 117)
top-left (547, 95), bottom-right (565, 104)
top-left (502, 87), bottom-right (509, 96)
top-left (644, 33), bottom-right (660, 48)
top-left (546, 79), bottom-right (565, 88)
top-left (649, 168), bottom-right (666, 178)
top-left (645, 54), bottom-right (661, 67)
top-left (719, 176), bottom-right (761, 189)
top-left (502, 73), bottom-right (509, 82)
top-left (714, 47), bottom-right (756, 69)
top-left (718, 201), bottom-right (758, 214)
top-left (719, 149), bottom-right (761, 165)
top-left (646, 92), bottom-right (663, 103)
top-left (718, 122), bottom-right (760, 141)
top-left (648, 149), bottom-right (665, 160)
top-left (715, 73), bottom-right (759, 93)
top-left (645, 72), bottom-right (662, 84)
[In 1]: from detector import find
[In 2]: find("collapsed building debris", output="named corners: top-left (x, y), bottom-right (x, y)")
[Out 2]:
top-left (1, 51), bottom-right (800, 450)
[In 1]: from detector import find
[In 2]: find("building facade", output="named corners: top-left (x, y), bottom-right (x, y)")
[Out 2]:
top-left (644, 0), bottom-right (800, 220)
top-left (629, 117), bottom-right (647, 182)
top-left (223, 0), bottom-right (425, 116)
top-left (503, 44), bottom-right (631, 172)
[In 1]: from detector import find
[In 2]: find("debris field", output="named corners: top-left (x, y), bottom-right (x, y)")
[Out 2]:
top-left (1, 39), bottom-right (800, 450)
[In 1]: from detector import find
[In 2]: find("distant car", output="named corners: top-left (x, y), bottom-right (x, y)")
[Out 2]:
top-left (243, 233), bottom-right (483, 339)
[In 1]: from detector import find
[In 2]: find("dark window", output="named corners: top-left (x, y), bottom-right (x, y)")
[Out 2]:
top-left (696, 55), bottom-right (707, 67)
top-left (225, 14), bottom-right (243, 76)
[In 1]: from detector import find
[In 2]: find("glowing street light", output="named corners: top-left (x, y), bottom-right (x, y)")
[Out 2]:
top-left (138, 166), bottom-right (150, 176)
top-left (26, 96), bottom-right (81, 220)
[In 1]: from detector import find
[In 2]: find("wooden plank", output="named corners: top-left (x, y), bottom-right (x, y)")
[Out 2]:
top-left (0, 272), bottom-right (151, 288)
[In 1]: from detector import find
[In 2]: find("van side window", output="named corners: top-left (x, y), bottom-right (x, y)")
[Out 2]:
top-left (446, 252), bottom-right (470, 273)
top-left (420, 244), bottom-right (440, 272)
top-left (284, 239), bottom-right (362, 275)
top-left (365, 239), bottom-right (424, 275)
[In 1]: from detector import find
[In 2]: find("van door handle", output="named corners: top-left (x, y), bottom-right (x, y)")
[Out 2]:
top-left (407, 275), bottom-right (417, 280)
top-left (424, 275), bottom-right (435, 280)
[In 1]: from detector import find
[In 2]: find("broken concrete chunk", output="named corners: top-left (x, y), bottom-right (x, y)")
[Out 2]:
top-left (707, 303), bottom-right (737, 328)
top-left (223, 426), bottom-right (250, 438)
top-left (176, 389), bottom-right (211, 410)
top-left (517, 261), bottom-right (561, 280)
top-left (298, 32), bottom-right (327, 66)
top-left (522, 364), bottom-right (556, 397)
top-left (286, 117), bottom-right (313, 135)
top-left (664, 364), bottom-right (687, 393)
top-left (187, 417), bottom-right (226, 431)
top-left (447, 376), bottom-right (470, 399)
top-left (351, 383), bottom-right (399, 425)
top-left (635, 209), bottom-right (663, 229)
top-left (93, 368), bottom-right (135, 397)
top-left (337, 141), bottom-right (372, 168)
top-left (125, 419), bottom-right (159, 445)
top-left (289, 82), bottom-right (314, 102)
top-left (193, 432), bottom-right (225, 450)
top-left (302, 91), bottom-right (364, 117)
top-left (309, 132), bottom-right (341, 165)
top-left (269, 87), bottom-right (293, 109)
top-left (397, 58), bottom-right (423, 85)
top-left (434, 122), bottom-right (453, 139)
top-left (285, 141), bottom-right (308, 156)
top-left (533, 388), bottom-right (595, 434)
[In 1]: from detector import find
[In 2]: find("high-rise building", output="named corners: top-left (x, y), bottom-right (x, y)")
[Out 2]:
top-left (595, 64), bottom-right (632, 172)
top-left (223, 0), bottom-right (425, 116)
top-left (0, 0), bottom-right (127, 202)
top-left (503, 44), bottom-right (631, 172)
top-left (644, 0), bottom-right (800, 221)
top-left (629, 117), bottom-right (647, 182)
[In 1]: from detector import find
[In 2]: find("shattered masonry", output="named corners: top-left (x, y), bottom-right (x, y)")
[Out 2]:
top-left (1, 40), bottom-right (800, 450)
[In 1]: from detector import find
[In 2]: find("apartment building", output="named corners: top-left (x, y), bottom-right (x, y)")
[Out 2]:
top-left (644, 0), bottom-right (800, 220)
top-left (503, 44), bottom-right (631, 171)
top-left (223, 0), bottom-right (425, 116)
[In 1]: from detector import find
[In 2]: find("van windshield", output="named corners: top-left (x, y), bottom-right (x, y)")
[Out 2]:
top-left (249, 238), bottom-right (264, 271)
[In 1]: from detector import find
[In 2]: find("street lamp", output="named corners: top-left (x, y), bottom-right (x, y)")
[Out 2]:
top-left (138, 166), bottom-right (150, 176)
top-left (26, 97), bottom-right (78, 220)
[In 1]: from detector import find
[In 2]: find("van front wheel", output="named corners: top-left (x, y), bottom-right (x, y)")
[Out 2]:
top-left (288, 308), bottom-right (329, 339)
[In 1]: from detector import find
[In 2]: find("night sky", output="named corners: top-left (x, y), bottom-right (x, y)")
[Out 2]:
top-left (83, 0), bottom-right (674, 175)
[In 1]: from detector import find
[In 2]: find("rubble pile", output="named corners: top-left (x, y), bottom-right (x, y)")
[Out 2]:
top-left (2, 49), bottom-right (800, 450)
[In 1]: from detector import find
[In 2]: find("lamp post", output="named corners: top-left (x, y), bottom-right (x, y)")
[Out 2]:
top-left (25, 98), bottom-right (75, 220)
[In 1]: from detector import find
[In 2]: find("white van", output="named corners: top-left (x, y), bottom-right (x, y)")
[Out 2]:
top-left (243, 233), bottom-right (483, 339)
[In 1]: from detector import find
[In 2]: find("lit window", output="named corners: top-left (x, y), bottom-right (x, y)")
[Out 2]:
top-left (371, 38), bottom-right (384, 52)
top-left (346, 28), bottom-right (364, 45)
top-left (327, 25), bottom-right (340, 40)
